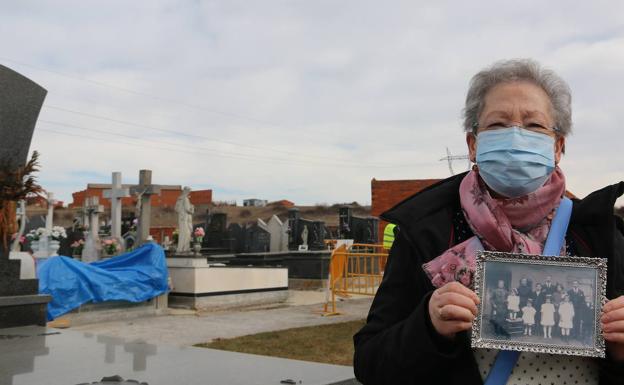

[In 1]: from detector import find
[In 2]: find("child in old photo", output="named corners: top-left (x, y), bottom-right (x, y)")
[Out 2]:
top-left (522, 299), bottom-right (536, 336)
top-left (507, 288), bottom-right (520, 320)
top-left (559, 294), bottom-right (575, 340)
top-left (541, 295), bottom-right (555, 339)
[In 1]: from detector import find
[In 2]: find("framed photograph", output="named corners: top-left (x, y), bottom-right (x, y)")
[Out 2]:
top-left (471, 251), bottom-right (607, 358)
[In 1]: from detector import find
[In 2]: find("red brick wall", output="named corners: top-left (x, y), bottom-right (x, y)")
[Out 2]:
top-left (371, 178), bottom-right (441, 243)
top-left (70, 188), bottom-right (212, 208)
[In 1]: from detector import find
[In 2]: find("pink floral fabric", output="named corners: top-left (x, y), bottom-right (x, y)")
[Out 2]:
top-left (422, 167), bottom-right (566, 289)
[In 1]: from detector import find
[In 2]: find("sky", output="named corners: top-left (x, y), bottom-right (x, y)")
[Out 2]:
top-left (1, 1), bottom-right (622, 206)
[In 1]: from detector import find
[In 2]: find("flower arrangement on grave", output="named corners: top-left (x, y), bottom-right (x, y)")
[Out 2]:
top-left (50, 226), bottom-right (67, 241)
top-left (71, 239), bottom-right (85, 255)
top-left (193, 227), bottom-right (205, 244)
top-left (11, 233), bottom-right (26, 245)
top-left (103, 238), bottom-right (121, 255)
top-left (172, 229), bottom-right (179, 244)
top-left (0, 152), bottom-right (42, 251)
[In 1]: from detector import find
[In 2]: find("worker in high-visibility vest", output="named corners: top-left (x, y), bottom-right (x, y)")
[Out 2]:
top-left (383, 223), bottom-right (396, 250)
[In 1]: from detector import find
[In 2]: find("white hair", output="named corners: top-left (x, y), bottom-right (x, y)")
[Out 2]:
top-left (463, 59), bottom-right (572, 136)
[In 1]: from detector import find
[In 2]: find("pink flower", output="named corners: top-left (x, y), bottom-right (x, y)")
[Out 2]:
top-left (431, 273), bottom-right (447, 288)
top-left (440, 254), bottom-right (461, 275)
top-left (457, 270), bottom-right (472, 287)
top-left (104, 239), bottom-right (113, 245)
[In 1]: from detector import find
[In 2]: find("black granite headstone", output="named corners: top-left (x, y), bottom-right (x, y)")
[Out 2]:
top-left (0, 65), bottom-right (47, 168)
top-left (351, 216), bottom-right (379, 244)
top-left (286, 208), bottom-right (326, 251)
top-left (225, 223), bottom-right (245, 253)
top-left (0, 65), bottom-right (51, 328)
top-left (338, 206), bottom-right (352, 239)
top-left (338, 206), bottom-right (379, 244)
top-left (286, 208), bottom-right (301, 250)
top-left (203, 212), bottom-right (227, 248)
top-left (244, 224), bottom-right (270, 253)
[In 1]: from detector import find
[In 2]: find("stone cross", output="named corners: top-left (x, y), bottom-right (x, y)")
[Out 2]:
top-left (85, 196), bottom-right (104, 242)
top-left (45, 192), bottom-right (57, 232)
top-left (103, 172), bottom-right (130, 241)
top-left (129, 170), bottom-right (161, 245)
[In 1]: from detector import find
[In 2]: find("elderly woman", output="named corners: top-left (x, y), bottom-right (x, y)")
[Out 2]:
top-left (353, 59), bottom-right (624, 385)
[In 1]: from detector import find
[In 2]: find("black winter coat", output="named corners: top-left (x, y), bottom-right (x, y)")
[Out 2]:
top-left (353, 172), bottom-right (624, 385)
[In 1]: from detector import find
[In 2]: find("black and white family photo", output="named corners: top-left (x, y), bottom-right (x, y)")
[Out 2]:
top-left (481, 260), bottom-right (598, 348)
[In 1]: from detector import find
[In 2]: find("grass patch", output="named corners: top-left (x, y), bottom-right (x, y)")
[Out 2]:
top-left (194, 320), bottom-right (365, 366)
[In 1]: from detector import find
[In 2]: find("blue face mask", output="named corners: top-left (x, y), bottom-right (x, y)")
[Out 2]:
top-left (476, 127), bottom-right (555, 198)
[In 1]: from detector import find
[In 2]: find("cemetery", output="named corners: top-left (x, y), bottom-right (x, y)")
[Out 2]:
top-left (0, 64), bottom-right (374, 384)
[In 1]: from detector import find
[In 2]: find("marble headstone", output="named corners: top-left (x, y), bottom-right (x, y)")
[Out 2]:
top-left (266, 215), bottom-right (288, 252)
top-left (0, 64), bottom-right (50, 328)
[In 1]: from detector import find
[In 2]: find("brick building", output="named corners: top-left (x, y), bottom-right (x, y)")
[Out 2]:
top-left (371, 177), bottom-right (579, 243)
top-left (371, 178), bottom-right (441, 243)
top-left (69, 184), bottom-right (212, 209)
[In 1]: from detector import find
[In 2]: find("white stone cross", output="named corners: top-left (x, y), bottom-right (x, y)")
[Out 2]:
top-left (45, 192), bottom-right (57, 232)
top-left (129, 170), bottom-right (162, 245)
top-left (85, 196), bottom-right (104, 242)
top-left (103, 172), bottom-right (130, 241)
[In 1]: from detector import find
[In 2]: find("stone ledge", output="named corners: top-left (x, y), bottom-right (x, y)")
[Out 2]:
top-left (0, 294), bottom-right (51, 307)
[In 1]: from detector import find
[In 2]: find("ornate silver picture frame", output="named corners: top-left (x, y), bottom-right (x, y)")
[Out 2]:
top-left (471, 251), bottom-right (607, 358)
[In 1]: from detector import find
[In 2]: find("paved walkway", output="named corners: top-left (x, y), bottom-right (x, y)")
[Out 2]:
top-left (70, 292), bottom-right (373, 347)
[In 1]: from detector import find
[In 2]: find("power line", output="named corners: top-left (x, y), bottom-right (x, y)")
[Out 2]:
top-left (36, 123), bottom-right (436, 169)
top-left (38, 119), bottom-right (377, 167)
top-left (0, 56), bottom-right (290, 128)
top-left (44, 104), bottom-right (359, 163)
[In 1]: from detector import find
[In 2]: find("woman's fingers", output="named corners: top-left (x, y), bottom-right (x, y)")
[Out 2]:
top-left (603, 296), bottom-right (624, 313)
top-left (602, 320), bottom-right (624, 333)
top-left (443, 321), bottom-right (474, 334)
top-left (439, 304), bottom-right (476, 323)
top-left (603, 332), bottom-right (624, 344)
top-left (602, 307), bottom-right (624, 323)
top-left (438, 282), bottom-right (480, 304)
top-left (437, 292), bottom-right (479, 316)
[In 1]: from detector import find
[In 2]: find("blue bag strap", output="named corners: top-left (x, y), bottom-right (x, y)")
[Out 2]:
top-left (484, 197), bottom-right (573, 385)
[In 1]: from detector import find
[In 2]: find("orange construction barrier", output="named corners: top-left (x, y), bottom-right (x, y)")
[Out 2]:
top-left (322, 243), bottom-right (388, 316)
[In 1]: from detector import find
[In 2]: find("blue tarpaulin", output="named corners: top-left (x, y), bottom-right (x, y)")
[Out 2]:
top-left (37, 243), bottom-right (169, 321)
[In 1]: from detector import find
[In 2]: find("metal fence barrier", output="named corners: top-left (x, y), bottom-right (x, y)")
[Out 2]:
top-left (322, 243), bottom-right (388, 316)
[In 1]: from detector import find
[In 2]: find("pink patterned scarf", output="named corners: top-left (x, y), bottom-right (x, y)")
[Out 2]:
top-left (422, 167), bottom-right (566, 289)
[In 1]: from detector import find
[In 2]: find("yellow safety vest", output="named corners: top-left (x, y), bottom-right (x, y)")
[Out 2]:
top-left (383, 223), bottom-right (396, 250)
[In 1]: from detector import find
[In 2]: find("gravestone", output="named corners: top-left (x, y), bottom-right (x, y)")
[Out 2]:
top-left (82, 196), bottom-right (104, 262)
top-left (129, 170), bottom-right (162, 246)
top-left (0, 64), bottom-right (51, 328)
top-left (203, 212), bottom-right (228, 248)
top-left (339, 206), bottom-right (379, 244)
top-left (226, 223), bottom-right (245, 253)
top-left (103, 172), bottom-right (130, 243)
top-left (338, 206), bottom-right (352, 239)
top-left (287, 209), bottom-right (327, 251)
top-left (287, 208), bottom-right (301, 251)
top-left (32, 193), bottom-right (57, 258)
top-left (244, 224), bottom-right (270, 253)
top-left (266, 215), bottom-right (288, 252)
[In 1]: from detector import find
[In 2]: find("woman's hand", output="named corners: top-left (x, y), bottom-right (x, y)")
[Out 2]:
top-left (601, 295), bottom-right (624, 361)
top-left (428, 281), bottom-right (480, 339)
